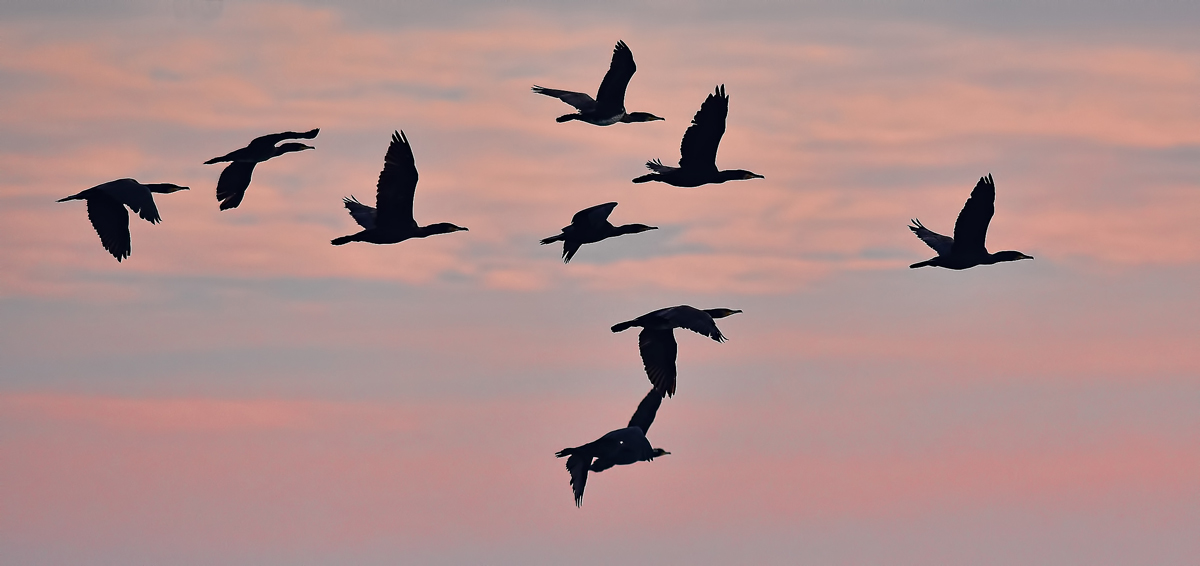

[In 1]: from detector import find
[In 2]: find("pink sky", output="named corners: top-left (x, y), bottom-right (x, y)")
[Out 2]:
top-left (1, 1), bottom-right (1199, 564)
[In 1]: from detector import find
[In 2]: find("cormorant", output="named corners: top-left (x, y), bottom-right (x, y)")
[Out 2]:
top-left (332, 130), bottom-right (468, 245)
top-left (909, 174), bottom-right (1033, 269)
top-left (556, 388), bottom-right (669, 507)
top-left (532, 40), bottom-right (664, 126)
top-left (204, 128), bottom-right (318, 210)
top-left (57, 178), bottom-right (189, 261)
top-left (632, 85), bottom-right (762, 187)
top-left (540, 202), bottom-right (657, 263)
top-left (611, 305), bottom-right (742, 397)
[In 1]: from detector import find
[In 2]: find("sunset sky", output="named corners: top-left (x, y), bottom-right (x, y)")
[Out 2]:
top-left (2, 0), bottom-right (1199, 564)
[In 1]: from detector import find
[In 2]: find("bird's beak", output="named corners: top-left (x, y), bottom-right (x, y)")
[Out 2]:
top-left (1022, 254), bottom-right (1034, 260)
top-left (731, 309), bottom-right (743, 314)
top-left (750, 173), bottom-right (765, 179)
top-left (457, 226), bottom-right (470, 232)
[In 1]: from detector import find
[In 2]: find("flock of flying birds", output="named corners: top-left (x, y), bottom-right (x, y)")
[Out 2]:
top-left (56, 40), bottom-right (1034, 507)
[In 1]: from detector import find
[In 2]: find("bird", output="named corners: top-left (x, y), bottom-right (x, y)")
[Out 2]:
top-left (908, 174), bottom-right (1033, 269)
top-left (539, 202), bottom-right (657, 263)
top-left (332, 130), bottom-right (468, 245)
top-left (611, 305), bottom-right (742, 397)
top-left (632, 85), bottom-right (763, 187)
top-left (57, 178), bottom-right (189, 261)
top-left (532, 40), bottom-right (664, 126)
top-left (556, 387), bottom-right (670, 507)
top-left (203, 128), bottom-right (319, 210)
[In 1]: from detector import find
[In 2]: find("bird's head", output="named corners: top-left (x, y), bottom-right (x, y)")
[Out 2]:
top-left (620, 223), bottom-right (659, 234)
top-left (705, 308), bottom-right (743, 319)
top-left (275, 142), bottom-right (315, 156)
top-left (622, 112), bottom-right (665, 122)
top-left (993, 251), bottom-right (1034, 263)
top-left (427, 222), bottom-right (469, 235)
top-left (736, 170), bottom-right (765, 180)
top-left (146, 183), bottom-right (190, 194)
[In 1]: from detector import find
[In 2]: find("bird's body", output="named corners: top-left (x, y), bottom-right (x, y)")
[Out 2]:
top-left (332, 130), bottom-right (468, 246)
top-left (540, 202), bottom-right (657, 263)
top-left (57, 178), bottom-right (189, 261)
top-left (632, 85), bottom-right (762, 187)
top-left (556, 388), bottom-right (669, 507)
top-left (909, 174), bottom-right (1033, 270)
top-left (532, 40), bottom-right (663, 126)
top-left (204, 128), bottom-right (319, 210)
top-left (611, 305), bottom-right (742, 397)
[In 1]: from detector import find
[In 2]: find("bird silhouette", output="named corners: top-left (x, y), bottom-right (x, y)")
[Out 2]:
top-left (632, 85), bottom-right (762, 187)
top-left (204, 128), bottom-right (318, 210)
top-left (57, 178), bottom-right (189, 261)
top-left (332, 130), bottom-right (468, 245)
top-left (532, 40), bottom-right (663, 126)
top-left (611, 305), bottom-right (742, 397)
top-left (556, 388), bottom-right (669, 507)
top-left (909, 174), bottom-right (1033, 269)
top-left (540, 202), bottom-right (657, 263)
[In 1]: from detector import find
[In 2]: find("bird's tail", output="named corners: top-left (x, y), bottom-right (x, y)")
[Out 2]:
top-left (909, 259), bottom-right (935, 268)
top-left (331, 235), bottom-right (358, 246)
top-left (610, 320), bottom-right (637, 333)
top-left (556, 114), bottom-right (580, 123)
top-left (555, 447), bottom-right (574, 458)
top-left (56, 193), bottom-right (84, 202)
top-left (203, 156), bottom-right (228, 165)
top-left (631, 174), bottom-right (656, 183)
top-left (540, 234), bottom-right (564, 245)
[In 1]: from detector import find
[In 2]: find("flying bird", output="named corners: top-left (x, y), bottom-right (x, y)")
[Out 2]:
top-left (332, 130), bottom-right (468, 245)
top-left (532, 40), bottom-right (664, 126)
top-left (540, 202), bottom-right (657, 263)
top-left (57, 178), bottom-right (189, 261)
top-left (611, 305), bottom-right (742, 397)
top-left (632, 85), bottom-right (763, 187)
top-left (909, 174), bottom-right (1033, 269)
top-left (556, 388), bottom-right (670, 507)
top-left (204, 128), bottom-right (319, 210)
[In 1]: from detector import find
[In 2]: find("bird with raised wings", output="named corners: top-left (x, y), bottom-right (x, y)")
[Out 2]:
top-left (204, 128), bottom-right (319, 210)
top-left (909, 174), bottom-right (1033, 269)
top-left (556, 388), bottom-right (670, 507)
top-left (332, 130), bottom-right (468, 245)
top-left (632, 85), bottom-right (762, 187)
top-left (532, 40), bottom-right (664, 126)
top-left (540, 202), bottom-right (657, 263)
top-left (611, 305), bottom-right (742, 397)
top-left (57, 178), bottom-right (189, 261)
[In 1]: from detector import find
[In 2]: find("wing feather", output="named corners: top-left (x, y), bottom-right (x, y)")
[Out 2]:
top-left (660, 306), bottom-right (725, 342)
top-left (85, 194), bottom-right (131, 261)
top-left (638, 328), bottom-right (678, 397)
top-left (594, 40), bottom-right (635, 115)
top-left (531, 86), bottom-right (597, 112)
top-left (952, 174), bottom-right (995, 255)
top-left (216, 161), bottom-right (256, 210)
top-left (627, 388), bottom-right (663, 434)
top-left (374, 131), bottom-right (419, 230)
top-left (571, 202), bottom-right (618, 226)
top-left (908, 219), bottom-right (954, 256)
top-left (342, 196), bottom-right (376, 229)
top-left (678, 85), bottom-right (727, 171)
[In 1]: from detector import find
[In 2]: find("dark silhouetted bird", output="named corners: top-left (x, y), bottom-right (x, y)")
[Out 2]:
top-left (909, 174), bottom-right (1033, 269)
top-left (555, 388), bottom-right (669, 507)
top-left (332, 130), bottom-right (468, 245)
top-left (204, 128), bottom-right (318, 210)
top-left (539, 202), bottom-right (657, 263)
top-left (532, 40), bottom-right (663, 126)
top-left (611, 305), bottom-right (742, 397)
top-left (57, 178), bottom-right (189, 261)
top-left (632, 85), bottom-right (762, 187)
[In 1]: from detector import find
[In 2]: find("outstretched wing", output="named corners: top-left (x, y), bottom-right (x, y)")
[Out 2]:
top-left (564, 453), bottom-right (590, 507)
top-left (216, 161), bottom-right (256, 210)
top-left (660, 305), bottom-right (726, 342)
top-left (342, 196), bottom-right (376, 229)
top-left (531, 86), bottom-right (597, 112)
top-left (645, 159), bottom-right (677, 174)
top-left (678, 85), bottom-right (728, 171)
top-left (594, 40), bottom-right (636, 115)
top-left (85, 194), bottom-right (131, 261)
top-left (249, 128), bottom-right (320, 149)
top-left (571, 202), bottom-right (618, 226)
top-left (638, 328), bottom-right (678, 397)
top-left (374, 131), bottom-right (419, 230)
top-left (627, 388), bottom-right (663, 434)
top-left (908, 219), bottom-right (954, 257)
top-left (952, 174), bottom-right (995, 255)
